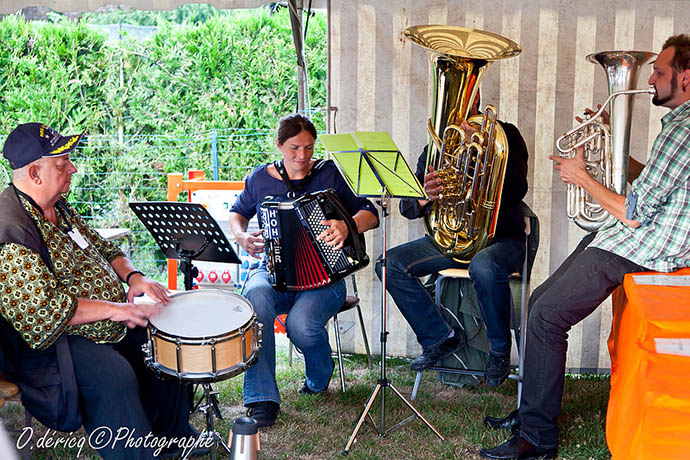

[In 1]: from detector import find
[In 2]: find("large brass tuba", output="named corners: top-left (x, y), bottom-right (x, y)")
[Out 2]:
top-left (555, 51), bottom-right (656, 232)
top-left (404, 25), bottom-right (521, 262)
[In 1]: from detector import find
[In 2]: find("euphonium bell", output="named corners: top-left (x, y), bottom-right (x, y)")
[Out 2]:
top-left (404, 25), bottom-right (521, 262)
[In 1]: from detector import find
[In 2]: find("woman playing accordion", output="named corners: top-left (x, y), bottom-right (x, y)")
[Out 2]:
top-left (229, 114), bottom-right (379, 428)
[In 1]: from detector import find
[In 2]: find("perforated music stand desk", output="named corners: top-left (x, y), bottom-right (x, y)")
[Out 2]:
top-left (129, 201), bottom-right (241, 291)
top-left (320, 131), bottom-right (441, 453)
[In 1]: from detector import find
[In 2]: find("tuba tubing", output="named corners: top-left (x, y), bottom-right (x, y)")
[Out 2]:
top-left (405, 25), bottom-right (521, 262)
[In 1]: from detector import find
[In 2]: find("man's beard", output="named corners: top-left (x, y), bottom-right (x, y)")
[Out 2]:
top-left (652, 71), bottom-right (678, 106)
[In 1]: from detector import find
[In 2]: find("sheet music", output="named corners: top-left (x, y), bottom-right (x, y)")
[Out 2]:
top-left (632, 274), bottom-right (690, 286)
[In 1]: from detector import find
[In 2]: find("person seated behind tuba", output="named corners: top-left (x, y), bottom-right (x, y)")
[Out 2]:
top-left (377, 92), bottom-right (529, 386)
top-left (229, 114), bottom-right (379, 428)
top-left (0, 123), bottom-right (202, 459)
top-left (480, 34), bottom-right (690, 460)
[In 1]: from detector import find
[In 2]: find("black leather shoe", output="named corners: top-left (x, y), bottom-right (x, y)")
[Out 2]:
top-left (410, 328), bottom-right (465, 371)
top-left (246, 401), bottom-right (280, 428)
top-left (479, 434), bottom-right (557, 460)
top-left (485, 352), bottom-right (511, 386)
top-left (483, 409), bottom-right (520, 433)
top-left (298, 359), bottom-right (335, 395)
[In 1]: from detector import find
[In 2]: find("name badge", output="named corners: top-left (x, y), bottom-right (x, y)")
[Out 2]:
top-left (68, 228), bottom-right (90, 249)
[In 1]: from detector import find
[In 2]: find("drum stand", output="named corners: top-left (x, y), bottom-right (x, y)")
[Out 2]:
top-left (129, 202), bottom-right (245, 460)
top-left (185, 383), bottom-right (231, 460)
top-left (342, 192), bottom-right (444, 455)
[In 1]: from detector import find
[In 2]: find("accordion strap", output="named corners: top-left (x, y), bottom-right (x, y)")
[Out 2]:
top-left (274, 159), bottom-right (327, 196)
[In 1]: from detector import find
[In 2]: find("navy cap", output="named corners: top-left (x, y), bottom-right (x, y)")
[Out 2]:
top-left (2, 123), bottom-right (84, 169)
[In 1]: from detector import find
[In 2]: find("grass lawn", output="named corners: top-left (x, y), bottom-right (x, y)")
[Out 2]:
top-left (1, 336), bottom-right (610, 459)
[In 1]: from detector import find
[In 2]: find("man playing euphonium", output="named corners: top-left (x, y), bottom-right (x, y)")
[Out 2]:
top-left (480, 34), bottom-right (690, 460)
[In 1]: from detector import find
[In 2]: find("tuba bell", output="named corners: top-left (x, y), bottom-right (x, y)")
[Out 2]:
top-left (555, 50), bottom-right (656, 232)
top-left (405, 25), bottom-right (521, 262)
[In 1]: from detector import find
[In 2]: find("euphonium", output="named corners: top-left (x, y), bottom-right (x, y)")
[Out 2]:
top-left (555, 50), bottom-right (656, 232)
top-left (405, 25), bottom-right (521, 262)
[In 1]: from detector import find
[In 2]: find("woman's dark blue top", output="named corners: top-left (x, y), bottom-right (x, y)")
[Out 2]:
top-left (230, 160), bottom-right (379, 227)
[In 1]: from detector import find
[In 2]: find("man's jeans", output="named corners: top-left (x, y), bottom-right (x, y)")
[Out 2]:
top-left (242, 267), bottom-right (345, 406)
top-left (375, 235), bottom-right (525, 354)
top-left (518, 235), bottom-right (645, 449)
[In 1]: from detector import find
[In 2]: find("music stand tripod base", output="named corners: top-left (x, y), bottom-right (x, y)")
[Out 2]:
top-left (319, 132), bottom-right (442, 454)
top-left (341, 192), bottom-right (444, 456)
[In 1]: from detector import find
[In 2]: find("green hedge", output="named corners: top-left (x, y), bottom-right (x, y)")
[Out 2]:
top-left (0, 7), bottom-right (327, 280)
top-left (1, 8), bottom-right (326, 136)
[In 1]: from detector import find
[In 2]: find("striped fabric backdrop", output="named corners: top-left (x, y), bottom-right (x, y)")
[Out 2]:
top-left (328, 0), bottom-right (686, 372)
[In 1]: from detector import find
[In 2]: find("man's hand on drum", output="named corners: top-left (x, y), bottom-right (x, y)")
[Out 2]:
top-left (237, 230), bottom-right (265, 259)
top-left (111, 302), bottom-right (162, 329)
top-left (126, 274), bottom-right (171, 305)
top-left (318, 220), bottom-right (348, 250)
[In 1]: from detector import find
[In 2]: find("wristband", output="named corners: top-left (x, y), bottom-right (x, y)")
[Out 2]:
top-left (125, 270), bottom-right (145, 285)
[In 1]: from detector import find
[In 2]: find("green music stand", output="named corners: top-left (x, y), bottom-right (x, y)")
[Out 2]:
top-left (320, 132), bottom-right (443, 454)
top-left (320, 131), bottom-right (425, 198)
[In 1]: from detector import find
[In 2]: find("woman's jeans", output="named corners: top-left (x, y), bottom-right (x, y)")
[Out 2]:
top-left (376, 235), bottom-right (525, 355)
top-left (241, 267), bottom-right (345, 406)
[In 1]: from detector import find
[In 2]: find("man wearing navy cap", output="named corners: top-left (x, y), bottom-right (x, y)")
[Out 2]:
top-left (0, 123), bottom-right (205, 459)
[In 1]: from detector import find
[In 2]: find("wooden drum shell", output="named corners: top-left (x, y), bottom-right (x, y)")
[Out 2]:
top-left (144, 290), bottom-right (262, 382)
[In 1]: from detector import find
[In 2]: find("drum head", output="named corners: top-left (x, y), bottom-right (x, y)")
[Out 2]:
top-left (150, 289), bottom-right (253, 338)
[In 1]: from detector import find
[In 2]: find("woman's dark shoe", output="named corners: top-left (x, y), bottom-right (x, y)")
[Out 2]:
top-left (479, 433), bottom-right (557, 460)
top-left (246, 401), bottom-right (280, 428)
top-left (483, 409), bottom-right (520, 433)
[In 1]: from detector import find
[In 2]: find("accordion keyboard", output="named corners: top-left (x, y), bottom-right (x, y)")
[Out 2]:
top-left (297, 198), bottom-right (352, 272)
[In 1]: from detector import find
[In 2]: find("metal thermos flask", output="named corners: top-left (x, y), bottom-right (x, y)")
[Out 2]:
top-left (229, 417), bottom-right (260, 460)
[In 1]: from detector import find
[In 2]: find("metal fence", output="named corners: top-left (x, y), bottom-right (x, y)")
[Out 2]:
top-left (1, 116), bottom-right (332, 287)
top-left (0, 129), bottom-right (270, 284)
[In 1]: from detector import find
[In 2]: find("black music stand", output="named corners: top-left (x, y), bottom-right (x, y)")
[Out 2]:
top-left (129, 201), bottom-right (241, 291)
top-left (320, 132), bottom-right (444, 454)
top-left (129, 201), bottom-right (241, 460)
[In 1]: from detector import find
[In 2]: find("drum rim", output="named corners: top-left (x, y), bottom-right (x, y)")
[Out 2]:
top-left (148, 288), bottom-right (255, 338)
top-left (168, 288), bottom-right (249, 302)
top-left (148, 360), bottom-right (254, 382)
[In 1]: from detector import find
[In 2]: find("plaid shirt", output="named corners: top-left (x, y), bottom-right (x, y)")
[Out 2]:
top-left (591, 99), bottom-right (690, 272)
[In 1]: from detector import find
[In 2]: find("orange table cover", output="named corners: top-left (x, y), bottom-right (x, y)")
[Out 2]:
top-left (607, 267), bottom-right (690, 460)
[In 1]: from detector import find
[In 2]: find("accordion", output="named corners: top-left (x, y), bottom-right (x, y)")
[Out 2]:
top-left (259, 189), bottom-right (369, 291)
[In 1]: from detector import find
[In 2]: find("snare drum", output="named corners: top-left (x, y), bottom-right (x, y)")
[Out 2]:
top-left (143, 290), bottom-right (262, 382)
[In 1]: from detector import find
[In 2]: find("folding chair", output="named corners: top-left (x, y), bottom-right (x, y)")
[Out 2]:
top-left (281, 274), bottom-right (372, 392)
top-left (411, 202), bottom-right (539, 406)
top-left (331, 274), bottom-right (372, 391)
